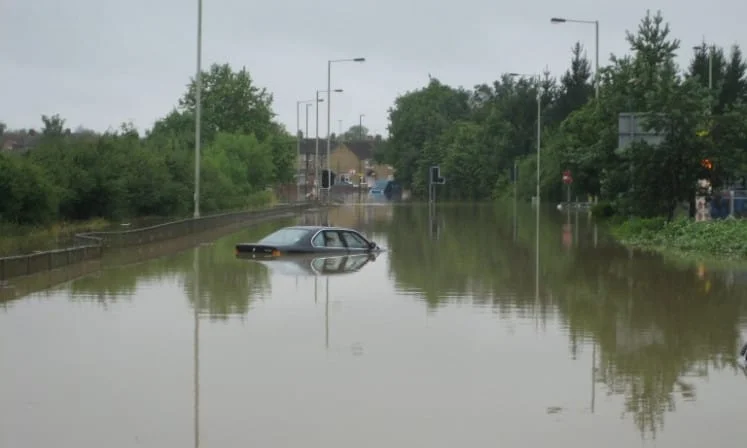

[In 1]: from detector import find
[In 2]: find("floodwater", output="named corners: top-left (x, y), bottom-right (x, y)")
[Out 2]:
top-left (2, 202), bottom-right (747, 447)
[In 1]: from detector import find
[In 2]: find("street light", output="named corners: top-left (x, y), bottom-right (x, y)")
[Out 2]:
top-left (304, 103), bottom-right (313, 196)
top-left (509, 72), bottom-right (542, 204)
top-left (551, 17), bottom-right (600, 99)
top-left (326, 57), bottom-right (365, 201)
top-left (194, 0), bottom-right (203, 217)
top-left (692, 43), bottom-right (713, 89)
top-left (305, 104), bottom-right (312, 139)
top-left (316, 88), bottom-right (343, 198)
top-left (297, 98), bottom-right (319, 201)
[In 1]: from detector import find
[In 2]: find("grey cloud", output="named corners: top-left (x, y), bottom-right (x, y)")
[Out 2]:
top-left (1, 0), bottom-right (745, 137)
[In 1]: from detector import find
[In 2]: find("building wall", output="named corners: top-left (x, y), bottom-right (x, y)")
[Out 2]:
top-left (328, 144), bottom-right (395, 186)
top-left (330, 146), bottom-right (362, 181)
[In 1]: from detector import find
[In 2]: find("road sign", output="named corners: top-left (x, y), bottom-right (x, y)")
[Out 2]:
top-left (430, 166), bottom-right (445, 185)
top-left (562, 170), bottom-right (573, 184)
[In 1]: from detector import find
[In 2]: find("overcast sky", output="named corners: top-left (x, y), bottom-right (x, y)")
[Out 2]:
top-left (1, 0), bottom-right (745, 138)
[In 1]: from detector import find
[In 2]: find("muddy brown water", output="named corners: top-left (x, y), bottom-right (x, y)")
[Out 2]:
top-left (2, 203), bottom-right (746, 447)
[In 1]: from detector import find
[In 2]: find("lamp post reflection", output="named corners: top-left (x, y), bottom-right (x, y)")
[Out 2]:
top-left (325, 276), bottom-right (330, 349)
top-left (192, 247), bottom-right (200, 448)
top-left (535, 200), bottom-right (540, 326)
top-left (429, 202), bottom-right (440, 240)
top-left (594, 223), bottom-right (598, 248)
top-left (591, 340), bottom-right (596, 413)
top-left (512, 159), bottom-right (518, 243)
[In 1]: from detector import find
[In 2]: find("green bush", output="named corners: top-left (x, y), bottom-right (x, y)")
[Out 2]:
top-left (612, 217), bottom-right (747, 258)
top-left (1, 65), bottom-right (297, 227)
top-left (590, 200), bottom-right (615, 218)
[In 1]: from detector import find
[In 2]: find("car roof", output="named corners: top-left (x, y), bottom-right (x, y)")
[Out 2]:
top-left (284, 225), bottom-right (361, 233)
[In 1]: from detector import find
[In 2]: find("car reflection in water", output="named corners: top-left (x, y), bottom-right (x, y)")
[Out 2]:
top-left (236, 252), bottom-right (378, 277)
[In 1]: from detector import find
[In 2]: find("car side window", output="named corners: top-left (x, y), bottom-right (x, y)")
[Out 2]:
top-left (322, 231), bottom-right (345, 248)
top-left (311, 232), bottom-right (325, 247)
top-left (340, 231), bottom-right (368, 249)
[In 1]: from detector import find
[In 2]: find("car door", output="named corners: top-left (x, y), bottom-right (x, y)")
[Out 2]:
top-left (339, 230), bottom-right (371, 253)
top-left (311, 230), bottom-right (349, 253)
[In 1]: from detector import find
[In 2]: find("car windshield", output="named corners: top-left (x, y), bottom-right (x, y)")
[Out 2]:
top-left (374, 180), bottom-right (388, 189)
top-left (258, 228), bottom-right (310, 245)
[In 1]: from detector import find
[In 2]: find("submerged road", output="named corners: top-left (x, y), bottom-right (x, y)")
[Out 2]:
top-left (2, 202), bottom-right (747, 447)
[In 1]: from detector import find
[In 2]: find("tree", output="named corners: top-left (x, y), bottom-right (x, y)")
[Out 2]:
top-left (0, 62), bottom-right (297, 225)
top-left (179, 63), bottom-right (276, 142)
top-left (719, 45), bottom-right (747, 111)
top-left (550, 42), bottom-right (593, 123)
top-left (343, 124), bottom-right (369, 140)
top-left (41, 114), bottom-right (69, 137)
top-left (0, 153), bottom-right (57, 224)
top-left (385, 78), bottom-right (472, 195)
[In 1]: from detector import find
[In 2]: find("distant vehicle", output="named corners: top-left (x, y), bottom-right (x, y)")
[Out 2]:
top-left (368, 179), bottom-right (402, 200)
top-left (235, 226), bottom-right (381, 258)
top-left (238, 253), bottom-right (378, 276)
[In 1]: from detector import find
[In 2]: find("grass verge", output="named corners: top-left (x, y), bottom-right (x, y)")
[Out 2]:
top-left (0, 190), bottom-right (280, 257)
top-left (611, 217), bottom-right (747, 261)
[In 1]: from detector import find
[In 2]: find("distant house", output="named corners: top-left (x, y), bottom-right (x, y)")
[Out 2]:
top-left (298, 138), bottom-right (325, 187)
top-left (329, 140), bottom-right (393, 186)
top-left (0, 132), bottom-right (41, 153)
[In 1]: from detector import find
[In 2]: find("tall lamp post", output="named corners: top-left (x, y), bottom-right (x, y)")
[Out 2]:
top-left (297, 98), bottom-right (318, 201)
top-left (326, 57), bottom-right (365, 201)
top-left (692, 43), bottom-right (714, 89)
top-left (305, 103), bottom-right (313, 196)
top-left (193, 0), bottom-right (203, 218)
top-left (305, 104), bottom-right (312, 139)
top-left (550, 17), bottom-right (600, 99)
top-left (509, 72), bottom-right (542, 204)
top-left (359, 114), bottom-right (365, 140)
top-left (316, 89), bottom-right (343, 199)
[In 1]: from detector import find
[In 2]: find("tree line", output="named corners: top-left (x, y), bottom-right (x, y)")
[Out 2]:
top-left (0, 63), bottom-right (296, 225)
top-left (380, 11), bottom-right (747, 219)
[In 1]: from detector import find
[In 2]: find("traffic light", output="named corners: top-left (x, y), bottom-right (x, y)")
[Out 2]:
top-left (430, 166), bottom-right (445, 184)
top-left (321, 170), bottom-right (335, 188)
top-left (701, 159), bottom-right (713, 170)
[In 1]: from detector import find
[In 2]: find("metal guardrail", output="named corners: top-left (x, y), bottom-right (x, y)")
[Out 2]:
top-left (709, 190), bottom-right (747, 219)
top-left (74, 202), bottom-right (311, 248)
top-left (0, 245), bottom-right (102, 283)
top-left (0, 201), bottom-right (315, 282)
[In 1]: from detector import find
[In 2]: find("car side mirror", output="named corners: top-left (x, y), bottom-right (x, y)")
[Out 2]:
top-left (368, 241), bottom-right (377, 249)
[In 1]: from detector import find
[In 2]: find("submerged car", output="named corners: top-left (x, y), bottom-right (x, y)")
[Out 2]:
top-left (235, 226), bottom-right (381, 258)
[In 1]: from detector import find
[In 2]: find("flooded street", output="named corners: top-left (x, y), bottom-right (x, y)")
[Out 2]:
top-left (2, 203), bottom-right (747, 447)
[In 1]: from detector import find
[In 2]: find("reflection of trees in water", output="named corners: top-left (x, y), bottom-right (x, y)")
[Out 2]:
top-left (65, 220), bottom-right (291, 316)
top-left (557, 249), bottom-right (743, 438)
top-left (387, 203), bottom-right (557, 312)
top-left (386, 203), bottom-right (747, 438)
top-left (183, 235), bottom-right (271, 320)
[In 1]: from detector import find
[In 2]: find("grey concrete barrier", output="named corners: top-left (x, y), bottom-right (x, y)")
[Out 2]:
top-left (0, 201), bottom-right (316, 282)
top-left (0, 245), bottom-right (103, 282)
top-left (75, 202), bottom-right (311, 248)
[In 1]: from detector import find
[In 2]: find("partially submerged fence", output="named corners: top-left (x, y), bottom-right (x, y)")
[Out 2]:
top-left (0, 245), bottom-right (102, 282)
top-left (74, 202), bottom-right (309, 247)
top-left (709, 189), bottom-right (747, 219)
top-left (0, 202), bottom-right (313, 282)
